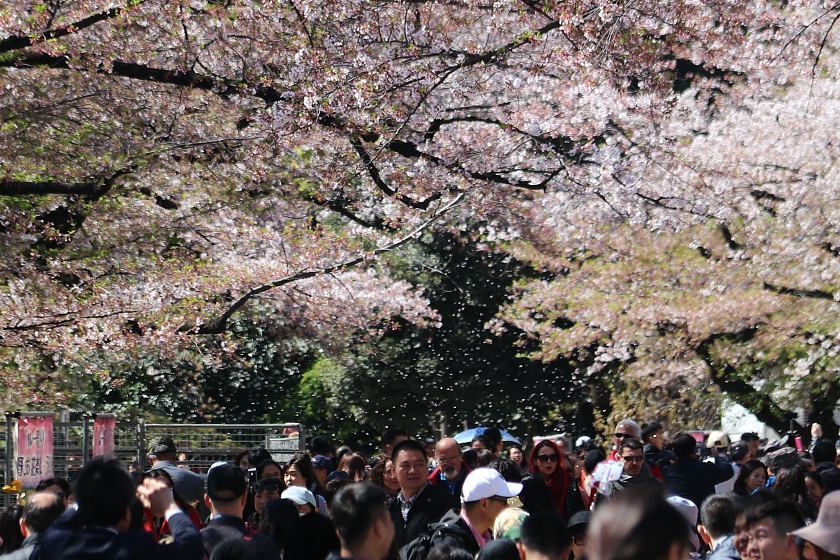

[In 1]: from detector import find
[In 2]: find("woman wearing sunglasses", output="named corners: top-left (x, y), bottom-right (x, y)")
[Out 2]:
top-left (519, 438), bottom-right (585, 520)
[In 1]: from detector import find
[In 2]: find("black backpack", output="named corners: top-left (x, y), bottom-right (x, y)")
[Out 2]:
top-left (399, 521), bottom-right (465, 560)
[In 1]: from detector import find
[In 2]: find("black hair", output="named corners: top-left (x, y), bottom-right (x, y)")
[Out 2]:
top-left (471, 435), bottom-right (491, 449)
top-left (733, 460), bottom-right (768, 496)
top-left (619, 437), bottom-right (644, 455)
top-left (256, 459), bottom-right (283, 479)
top-left (812, 439), bottom-right (837, 465)
top-left (250, 447), bottom-right (272, 466)
top-left (330, 482), bottom-right (389, 550)
top-left (427, 546), bottom-right (475, 560)
top-left (74, 456), bottom-right (136, 527)
top-left (0, 504), bottom-right (24, 553)
top-left (740, 433), bottom-right (760, 444)
top-left (641, 422), bottom-right (663, 442)
top-left (35, 477), bottom-right (71, 497)
top-left (700, 495), bottom-right (736, 539)
top-left (23, 492), bottom-right (65, 534)
top-left (381, 428), bottom-right (408, 448)
top-left (773, 466), bottom-right (817, 521)
top-left (743, 499), bottom-right (804, 535)
top-left (284, 453), bottom-right (317, 488)
top-left (234, 449), bottom-right (251, 466)
top-left (462, 448), bottom-right (479, 469)
top-left (308, 436), bottom-right (333, 456)
top-left (672, 434), bottom-right (698, 459)
top-left (477, 448), bottom-right (495, 467)
top-left (730, 443), bottom-right (749, 463)
top-left (390, 439), bottom-right (426, 462)
top-left (588, 489), bottom-right (690, 560)
top-left (324, 478), bottom-right (352, 507)
top-left (584, 449), bottom-right (607, 475)
top-left (483, 428), bottom-right (503, 448)
top-left (804, 470), bottom-right (823, 490)
top-left (521, 511), bottom-right (569, 557)
top-left (258, 498), bottom-right (300, 550)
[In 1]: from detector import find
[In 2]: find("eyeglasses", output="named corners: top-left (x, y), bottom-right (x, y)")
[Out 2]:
top-left (536, 454), bottom-right (559, 462)
top-left (621, 456), bottom-right (644, 463)
top-left (573, 535), bottom-right (587, 546)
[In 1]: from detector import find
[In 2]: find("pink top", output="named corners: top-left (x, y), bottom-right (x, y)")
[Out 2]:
top-left (460, 511), bottom-right (490, 548)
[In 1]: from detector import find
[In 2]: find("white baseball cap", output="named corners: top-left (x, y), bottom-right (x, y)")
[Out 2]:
top-left (666, 495), bottom-right (700, 552)
top-left (282, 486), bottom-right (317, 509)
top-left (461, 467), bottom-right (523, 503)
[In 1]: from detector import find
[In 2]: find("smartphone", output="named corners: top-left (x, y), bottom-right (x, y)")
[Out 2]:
top-left (247, 467), bottom-right (257, 489)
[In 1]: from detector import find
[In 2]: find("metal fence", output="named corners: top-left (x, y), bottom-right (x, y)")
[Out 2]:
top-left (1, 414), bottom-right (303, 509)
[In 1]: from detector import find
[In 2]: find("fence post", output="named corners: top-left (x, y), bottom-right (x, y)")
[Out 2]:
top-left (4, 413), bottom-right (13, 484)
top-left (81, 415), bottom-right (90, 465)
top-left (137, 418), bottom-right (145, 470)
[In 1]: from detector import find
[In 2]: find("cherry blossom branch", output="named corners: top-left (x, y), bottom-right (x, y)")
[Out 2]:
top-left (762, 282), bottom-right (835, 301)
top-left (0, 180), bottom-right (103, 196)
top-left (349, 136), bottom-right (442, 210)
top-left (185, 192), bottom-right (466, 335)
top-left (2, 309), bottom-right (137, 332)
top-left (0, 2), bottom-right (146, 54)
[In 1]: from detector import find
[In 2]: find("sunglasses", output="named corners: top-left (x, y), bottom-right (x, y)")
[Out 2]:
top-left (536, 454), bottom-right (559, 462)
top-left (614, 433), bottom-right (632, 439)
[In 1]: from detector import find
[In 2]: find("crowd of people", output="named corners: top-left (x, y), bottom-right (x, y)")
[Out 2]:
top-left (0, 422), bottom-right (838, 560)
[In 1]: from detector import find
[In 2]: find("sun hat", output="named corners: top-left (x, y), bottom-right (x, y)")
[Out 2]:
top-left (461, 467), bottom-right (522, 503)
top-left (790, 490), bottom-right (840, 556)
top-left (281, 486), bottom-right (317, 510)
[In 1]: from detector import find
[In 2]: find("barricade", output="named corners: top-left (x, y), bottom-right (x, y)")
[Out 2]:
top-left (0, 413), bottom-right (303, 508)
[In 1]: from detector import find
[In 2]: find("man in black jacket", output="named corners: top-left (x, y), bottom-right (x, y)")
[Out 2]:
top-left (402, 467), bottom-right (522, 558)
top-left (388, 439), bottom-right (459, 548)
top-left (664, 433), bottom-right (733, 509)
top-left (37, 456), bottom-right (204, 560)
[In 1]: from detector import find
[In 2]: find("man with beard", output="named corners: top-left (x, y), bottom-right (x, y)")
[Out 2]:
top-left (594, 438), bottom-right (663, 505)
top-left (428, 438), bottom-right (471, 498)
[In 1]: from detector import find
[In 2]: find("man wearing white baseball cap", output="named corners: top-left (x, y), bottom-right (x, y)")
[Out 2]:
top-left (409, 467), bottom-right (522, 556)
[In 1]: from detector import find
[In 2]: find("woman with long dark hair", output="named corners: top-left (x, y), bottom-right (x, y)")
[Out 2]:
top-left (519, 439), bottom-right (584, 520)
top-left (773, 465), bottom-right (818, 522)
top-left (733, 460), bottom-right (768, 496)
top-left (283, 453), bottom-right (328, 515)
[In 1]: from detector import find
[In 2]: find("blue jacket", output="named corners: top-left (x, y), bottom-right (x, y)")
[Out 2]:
top-left (36, 508), bottom-right (204, 560)
top-left (707, 535), bottom-right (740, 560)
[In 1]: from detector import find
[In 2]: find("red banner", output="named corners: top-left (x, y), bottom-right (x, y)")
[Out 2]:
top-left (15, 414), bottom-right (54, 487)
top-left (93, 415), bottom-right (116, 457)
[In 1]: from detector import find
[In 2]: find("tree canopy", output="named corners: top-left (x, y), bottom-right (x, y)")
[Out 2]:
top-left (1, 1), bottom-right (837, 435)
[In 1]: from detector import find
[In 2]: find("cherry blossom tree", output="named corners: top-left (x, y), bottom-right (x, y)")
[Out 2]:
top-left (0, 1), bottom-right (837, 428)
